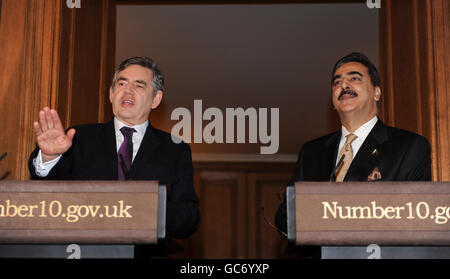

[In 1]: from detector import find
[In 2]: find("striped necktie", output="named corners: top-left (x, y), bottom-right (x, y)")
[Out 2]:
top-left (335, 133), bottom-right (358, 182)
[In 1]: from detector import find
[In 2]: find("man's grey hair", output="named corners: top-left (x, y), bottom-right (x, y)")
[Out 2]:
top-left (111, 57), bottom-right (164, 95)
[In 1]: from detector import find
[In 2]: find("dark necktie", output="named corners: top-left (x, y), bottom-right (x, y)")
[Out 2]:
top-left (118, 126), bottom-right (136, 180)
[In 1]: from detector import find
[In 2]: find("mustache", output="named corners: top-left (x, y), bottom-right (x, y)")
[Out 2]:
top-left (338, 89), bottom-right (358, 100)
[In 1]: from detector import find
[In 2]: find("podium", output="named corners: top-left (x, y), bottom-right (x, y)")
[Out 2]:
top-left (0, 180), bottom-right (166, 258)
top-left (286, 181), bottom-right (450, 259)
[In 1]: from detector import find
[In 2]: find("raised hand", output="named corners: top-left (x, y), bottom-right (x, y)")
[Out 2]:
top-left (33, 107), bottom-right (76, 163)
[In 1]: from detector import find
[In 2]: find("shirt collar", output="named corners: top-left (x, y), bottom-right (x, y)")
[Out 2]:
top-left (341, 115), bottom-right (378, 141)
top-left (114, 117), bottom-right (149, 137)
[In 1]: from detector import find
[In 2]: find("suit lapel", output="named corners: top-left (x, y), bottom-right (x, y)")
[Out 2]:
top-left (345, 120), bottom-right (388, 181)
top-left (98, 119), bottom-right (119, 179)
top-left (128, 123), bottom-right (161, 178)
top-left (324, 131), bottom-right (341, 180)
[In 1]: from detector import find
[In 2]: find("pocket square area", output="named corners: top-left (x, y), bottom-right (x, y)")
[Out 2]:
top-left (368, 167), bottom-right (382, 181)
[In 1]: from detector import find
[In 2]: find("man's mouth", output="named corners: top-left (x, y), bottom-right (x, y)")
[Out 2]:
top-left (338, 89), bottom-right (358, 101)
top-left (122, 99), bottom-right (135, 106)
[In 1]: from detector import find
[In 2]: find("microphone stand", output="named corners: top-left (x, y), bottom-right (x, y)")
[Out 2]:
top-left (329, 154), bottom-right (345, 181)
top-left (0, 152), bottom-right (8, 180)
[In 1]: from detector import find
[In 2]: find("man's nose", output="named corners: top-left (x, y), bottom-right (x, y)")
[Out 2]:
top-left (124, 83), bottom-right (135, 94)
top-left (341, 79), bottom-right (351, 90)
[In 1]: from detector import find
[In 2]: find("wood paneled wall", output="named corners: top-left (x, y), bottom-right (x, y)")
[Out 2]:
top-left (379, 0), bottom-right (450, 181)
top-left (429, 0), bottom-right (450, 182)
top-left (1, 1), bottom-right (447, 180)
top-left (173, 0), bottom-right (450, 258)
top-left (169, 162), bottom-right (296, 259)
top-left (0, 0), bottom-right (61, 180)
top-left (0, 0), bottom-right (115, 180)
top-left (57, 0), bottom-right (115, 128)
top-left (0, 0), bottom-right (448, 259)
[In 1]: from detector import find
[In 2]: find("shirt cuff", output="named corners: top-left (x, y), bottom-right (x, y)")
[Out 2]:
top-left (33, 150), bottom-right (62, 177)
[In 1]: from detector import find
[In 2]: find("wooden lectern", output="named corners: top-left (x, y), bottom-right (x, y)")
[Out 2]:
top-left (286, 181), bottom-right (450, 259)
top-left (0, 180), bottom-right (166, 258)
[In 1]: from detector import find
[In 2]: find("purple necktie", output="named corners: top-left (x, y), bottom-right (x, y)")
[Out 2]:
top-left (117, 126), bottom-right (136, 180)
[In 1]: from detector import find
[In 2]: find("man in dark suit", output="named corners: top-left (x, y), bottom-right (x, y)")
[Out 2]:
top-left (28, 57), bottom-right (201, 258)
top-left (275, 52), bottom-right (431, 258)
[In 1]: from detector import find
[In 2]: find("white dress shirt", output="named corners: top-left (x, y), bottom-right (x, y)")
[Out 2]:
top-left (33, 117), bottom-right (149, 177)
top-left (336, 116), bottom-right (378, 165)
top-left (113, 118), bottom-right (148, 162)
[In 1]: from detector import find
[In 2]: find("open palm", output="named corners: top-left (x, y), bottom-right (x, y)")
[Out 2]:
top-left (33, 107), bottom-right (75, 162)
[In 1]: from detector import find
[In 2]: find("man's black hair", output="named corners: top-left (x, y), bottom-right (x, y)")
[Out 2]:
top-left (112, 57), bottom-right (164, 94)
top-left (331, 52), bottom-right (380, 87)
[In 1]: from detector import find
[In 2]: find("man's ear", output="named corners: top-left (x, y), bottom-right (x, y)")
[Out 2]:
top-left (374, 86), bottom-right (381, 101)
top-left (151, 90), bottom-right (163, 109)
top-left (109, 87), bottom-right (114, 103)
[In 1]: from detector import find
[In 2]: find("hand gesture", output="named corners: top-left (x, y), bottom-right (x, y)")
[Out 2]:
top-left (33, 107), bottom-right (76, 162)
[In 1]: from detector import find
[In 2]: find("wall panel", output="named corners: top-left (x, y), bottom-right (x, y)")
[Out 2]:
top-left (379, 0), bottom-right (450, 181)
top-left (170, 162), bottom-right (296, 259)
top-left (0, 0), bottom-right (61, 180)
top-left (248, 173), bottom-right (294, 258)
top-left (0, 0), bottom-right (115, 180)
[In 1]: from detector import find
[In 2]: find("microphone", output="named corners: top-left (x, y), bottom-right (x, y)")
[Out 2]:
top-left (329, 154), bottom-right (345, 181)
top-left (0, 152), bottom-right (7, 161)
top-left (261, 206), bottom-right (287, 238)
top-left (119, 154), bottom-right (130, 180)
